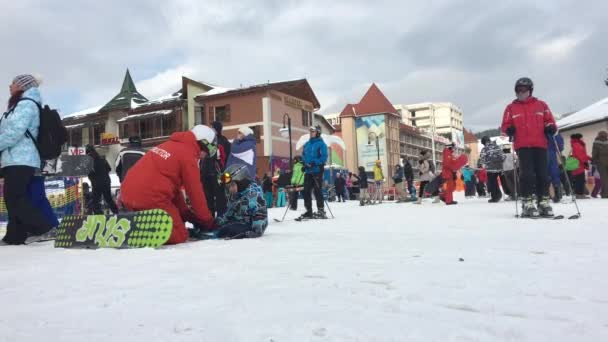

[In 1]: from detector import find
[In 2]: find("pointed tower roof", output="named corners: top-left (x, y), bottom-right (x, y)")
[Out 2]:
top-left (100, 69), bottom-right (148, 112)
top-left (355, 83), bottom-right (398, 116)
top-left (339, 83), bottom-right (398, 118)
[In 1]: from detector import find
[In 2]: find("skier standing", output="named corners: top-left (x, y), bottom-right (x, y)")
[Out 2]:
top-left (373, 160), bottom-right (384, 204)
top-left (501, 146), bottom-right (516, 200)
top-left (392, 164), bottom-right (406, 202)
top-left (0, 75), bottom-right (55, 244)
top-left (356, 166), bottom-right (370, 206)
top-left (569, 133), bottom-right (591, 198)
top-left (289, 156), bottom-right (305, 210)
top-left (226, 126), bottom-right (257, 179)
top-left (86, 145), bottom-right (118, 215)
top-left (462, 165), bottom-right (476, 197)
top-left (478, 136), bottom-right (505, 202)
top-left (501, 77), bottom-right (557, 217)
top-left (298, 126), bottom-right (328, 219)
top-left (546, 133), bottom-right (564, 202)
top-left (415, 151), bottom-right (435, 204)
top-left (591, 131), bottom-right (608, 198)
top-left (334, 172), bottom-right (346, 202)
top-left (403, 159), bottom-right (415, 201)
top-left (440, 143), bottom-right (459, 205)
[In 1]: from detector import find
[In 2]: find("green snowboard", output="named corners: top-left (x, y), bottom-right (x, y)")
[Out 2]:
top-left (55, 209), bottom-right (173, 249)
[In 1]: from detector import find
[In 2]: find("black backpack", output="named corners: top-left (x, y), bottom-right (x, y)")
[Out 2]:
top-left (20, 98), bottom-right (68, 160)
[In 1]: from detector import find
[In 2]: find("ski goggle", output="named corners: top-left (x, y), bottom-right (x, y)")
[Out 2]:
top-left (200, 139), bottom-right (218, 157)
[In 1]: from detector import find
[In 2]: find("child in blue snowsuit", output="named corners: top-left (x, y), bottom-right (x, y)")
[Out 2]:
top-left (547, 133), bottom-right (564, 202)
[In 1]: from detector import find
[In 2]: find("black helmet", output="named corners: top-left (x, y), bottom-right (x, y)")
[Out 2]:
top-left (309, 125), bottom-right (321, 134)
top-left (514, 77), bottom-right (534, 93)
top-left (481, 136), bottom-right (491, 146)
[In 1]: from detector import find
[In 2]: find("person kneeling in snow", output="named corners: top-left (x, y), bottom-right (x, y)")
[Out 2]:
top-left (213, 163), bottom-right (268, 239)
top-left (120, 125), bottom-right (216, 245)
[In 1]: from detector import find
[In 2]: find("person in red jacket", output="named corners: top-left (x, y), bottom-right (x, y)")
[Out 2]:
top-left (121, 125), bottom-right (217, 244)
top-left (501, 77), bottom-right (557, 217)
top-left (569, 133), bottom-right (591, 198)
top-left (440, 143), bottom-right (462, 205)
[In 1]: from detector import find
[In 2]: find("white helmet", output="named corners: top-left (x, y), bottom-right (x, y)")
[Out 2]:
top-left (191, 125), bottom-right (218, 156)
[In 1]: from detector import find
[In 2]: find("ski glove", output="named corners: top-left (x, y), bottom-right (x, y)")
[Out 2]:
top-left (544, 125), bottom-right (556, 136)
top-left (506, 126), bottom-right (516, 137)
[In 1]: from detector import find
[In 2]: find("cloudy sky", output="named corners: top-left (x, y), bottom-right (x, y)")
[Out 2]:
top-left (1, 0), bottom-right (607, 131)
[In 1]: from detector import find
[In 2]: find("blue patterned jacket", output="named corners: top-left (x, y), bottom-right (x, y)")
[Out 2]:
top-left (218, 182), bottom-right (268, 235)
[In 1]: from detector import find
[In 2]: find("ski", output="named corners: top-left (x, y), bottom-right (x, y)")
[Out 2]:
top-left (515, 214), bottom-right (564, 220)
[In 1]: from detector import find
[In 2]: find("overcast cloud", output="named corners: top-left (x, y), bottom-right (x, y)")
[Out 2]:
top-left (1, 0), bottom-right (607, 131)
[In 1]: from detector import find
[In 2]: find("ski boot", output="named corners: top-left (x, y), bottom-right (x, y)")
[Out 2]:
top-left (295, 211), bottom-right (314, 221)
top-left (521, 197), bottom-right (539, 218)
top-left (537, 196), bottom-right (554, 217)
top-left (313, 209), bottom-right (328, 219)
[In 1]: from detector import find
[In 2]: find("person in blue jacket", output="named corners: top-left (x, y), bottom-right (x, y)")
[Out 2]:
top-left (546, 132), bottom-right (565, 202)
top-left (0, 75), bottom-right (54, 245)
top-left (226, 126), bottom-right (257, 180)
top-left (298, 126), bottom-right (328, 220)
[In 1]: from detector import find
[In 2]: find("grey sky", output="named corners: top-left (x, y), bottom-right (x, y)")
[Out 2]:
top-left (1, 0), bottom-right (606, 131)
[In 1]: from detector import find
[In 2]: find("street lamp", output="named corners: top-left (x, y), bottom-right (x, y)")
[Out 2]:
top-left (279, 113), bottom-right (293, 169)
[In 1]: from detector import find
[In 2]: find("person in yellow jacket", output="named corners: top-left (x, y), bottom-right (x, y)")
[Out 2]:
top-left (372, 160), bottom-right (385, 204)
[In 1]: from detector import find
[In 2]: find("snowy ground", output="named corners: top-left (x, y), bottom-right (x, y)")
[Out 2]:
top-left (1, 193), bottom-right (608, 341)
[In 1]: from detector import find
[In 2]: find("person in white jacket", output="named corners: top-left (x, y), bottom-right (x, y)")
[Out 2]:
top-left (501, 146), bottom-right (516, 200)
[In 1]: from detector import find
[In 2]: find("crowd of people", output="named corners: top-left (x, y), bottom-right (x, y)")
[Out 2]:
top-left (1, 74), bottom-right (607, 245)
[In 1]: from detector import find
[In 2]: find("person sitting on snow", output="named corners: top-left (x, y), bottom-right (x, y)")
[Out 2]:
top-left (214, 163), bottom-right (268, 239)
top-left (120, 125), bottom-right (216, 245)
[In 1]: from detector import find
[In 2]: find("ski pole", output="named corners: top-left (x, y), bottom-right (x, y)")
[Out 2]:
top-left (552, 135), bottom-right (581, 219)
top-left (510, 136), bottom-right (520, 218)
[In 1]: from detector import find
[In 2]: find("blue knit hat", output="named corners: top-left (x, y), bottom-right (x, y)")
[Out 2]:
top-left (13, 74), bottom-right (39, 91)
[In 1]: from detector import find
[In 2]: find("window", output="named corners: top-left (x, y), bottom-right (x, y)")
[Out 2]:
top-left (69, 128), bottom-right (83, 147)
top-left (88, 124), bottom-right (103, 146)
top-left (301, 110), bottom-right (312, 127)
top-left (215, 105), bottom-right (231, 122)
top-left (162, 114), bottom-right (176, 136)
top-left (119, 123), bottom-right (130, 139)
top-left (195, 106), bottom-right (205, 125)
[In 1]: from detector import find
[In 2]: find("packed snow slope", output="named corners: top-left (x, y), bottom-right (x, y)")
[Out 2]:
top-left (1, 194), bottom-right (608, 342)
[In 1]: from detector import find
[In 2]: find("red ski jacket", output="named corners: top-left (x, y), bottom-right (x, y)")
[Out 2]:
top-left (441, 149), bottom-right (458, 180)
top-left (570, 138), bottom-right (591, 176)
top-left (501, 97), bottom-right (557, 150)
top-left (121, 131), bottom-right (213, 226)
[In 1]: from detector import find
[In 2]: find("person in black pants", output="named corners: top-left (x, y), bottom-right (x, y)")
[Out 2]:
top-left (334, 172), bottom-right (346, 202)
top-left (1, 75), bottom-right (53, 244)
top-left (86, 145), bottom-right (118, 214)
top-left (298, 126), bottom-right (328, 219)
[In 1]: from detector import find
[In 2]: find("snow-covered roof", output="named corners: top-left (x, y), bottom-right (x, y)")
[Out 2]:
top-left (116, 109), bottom-right (173, 123)
top-left (557, 97), bottom-right (608, 130)
top-left (63, 105), bottom-right (102, 119)
top-left (131, 91), bottom-right (182, 109)
top-left (195, 86), bottom-right (235, 97)
top-left (65, 123), bottom-right (86, 130)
